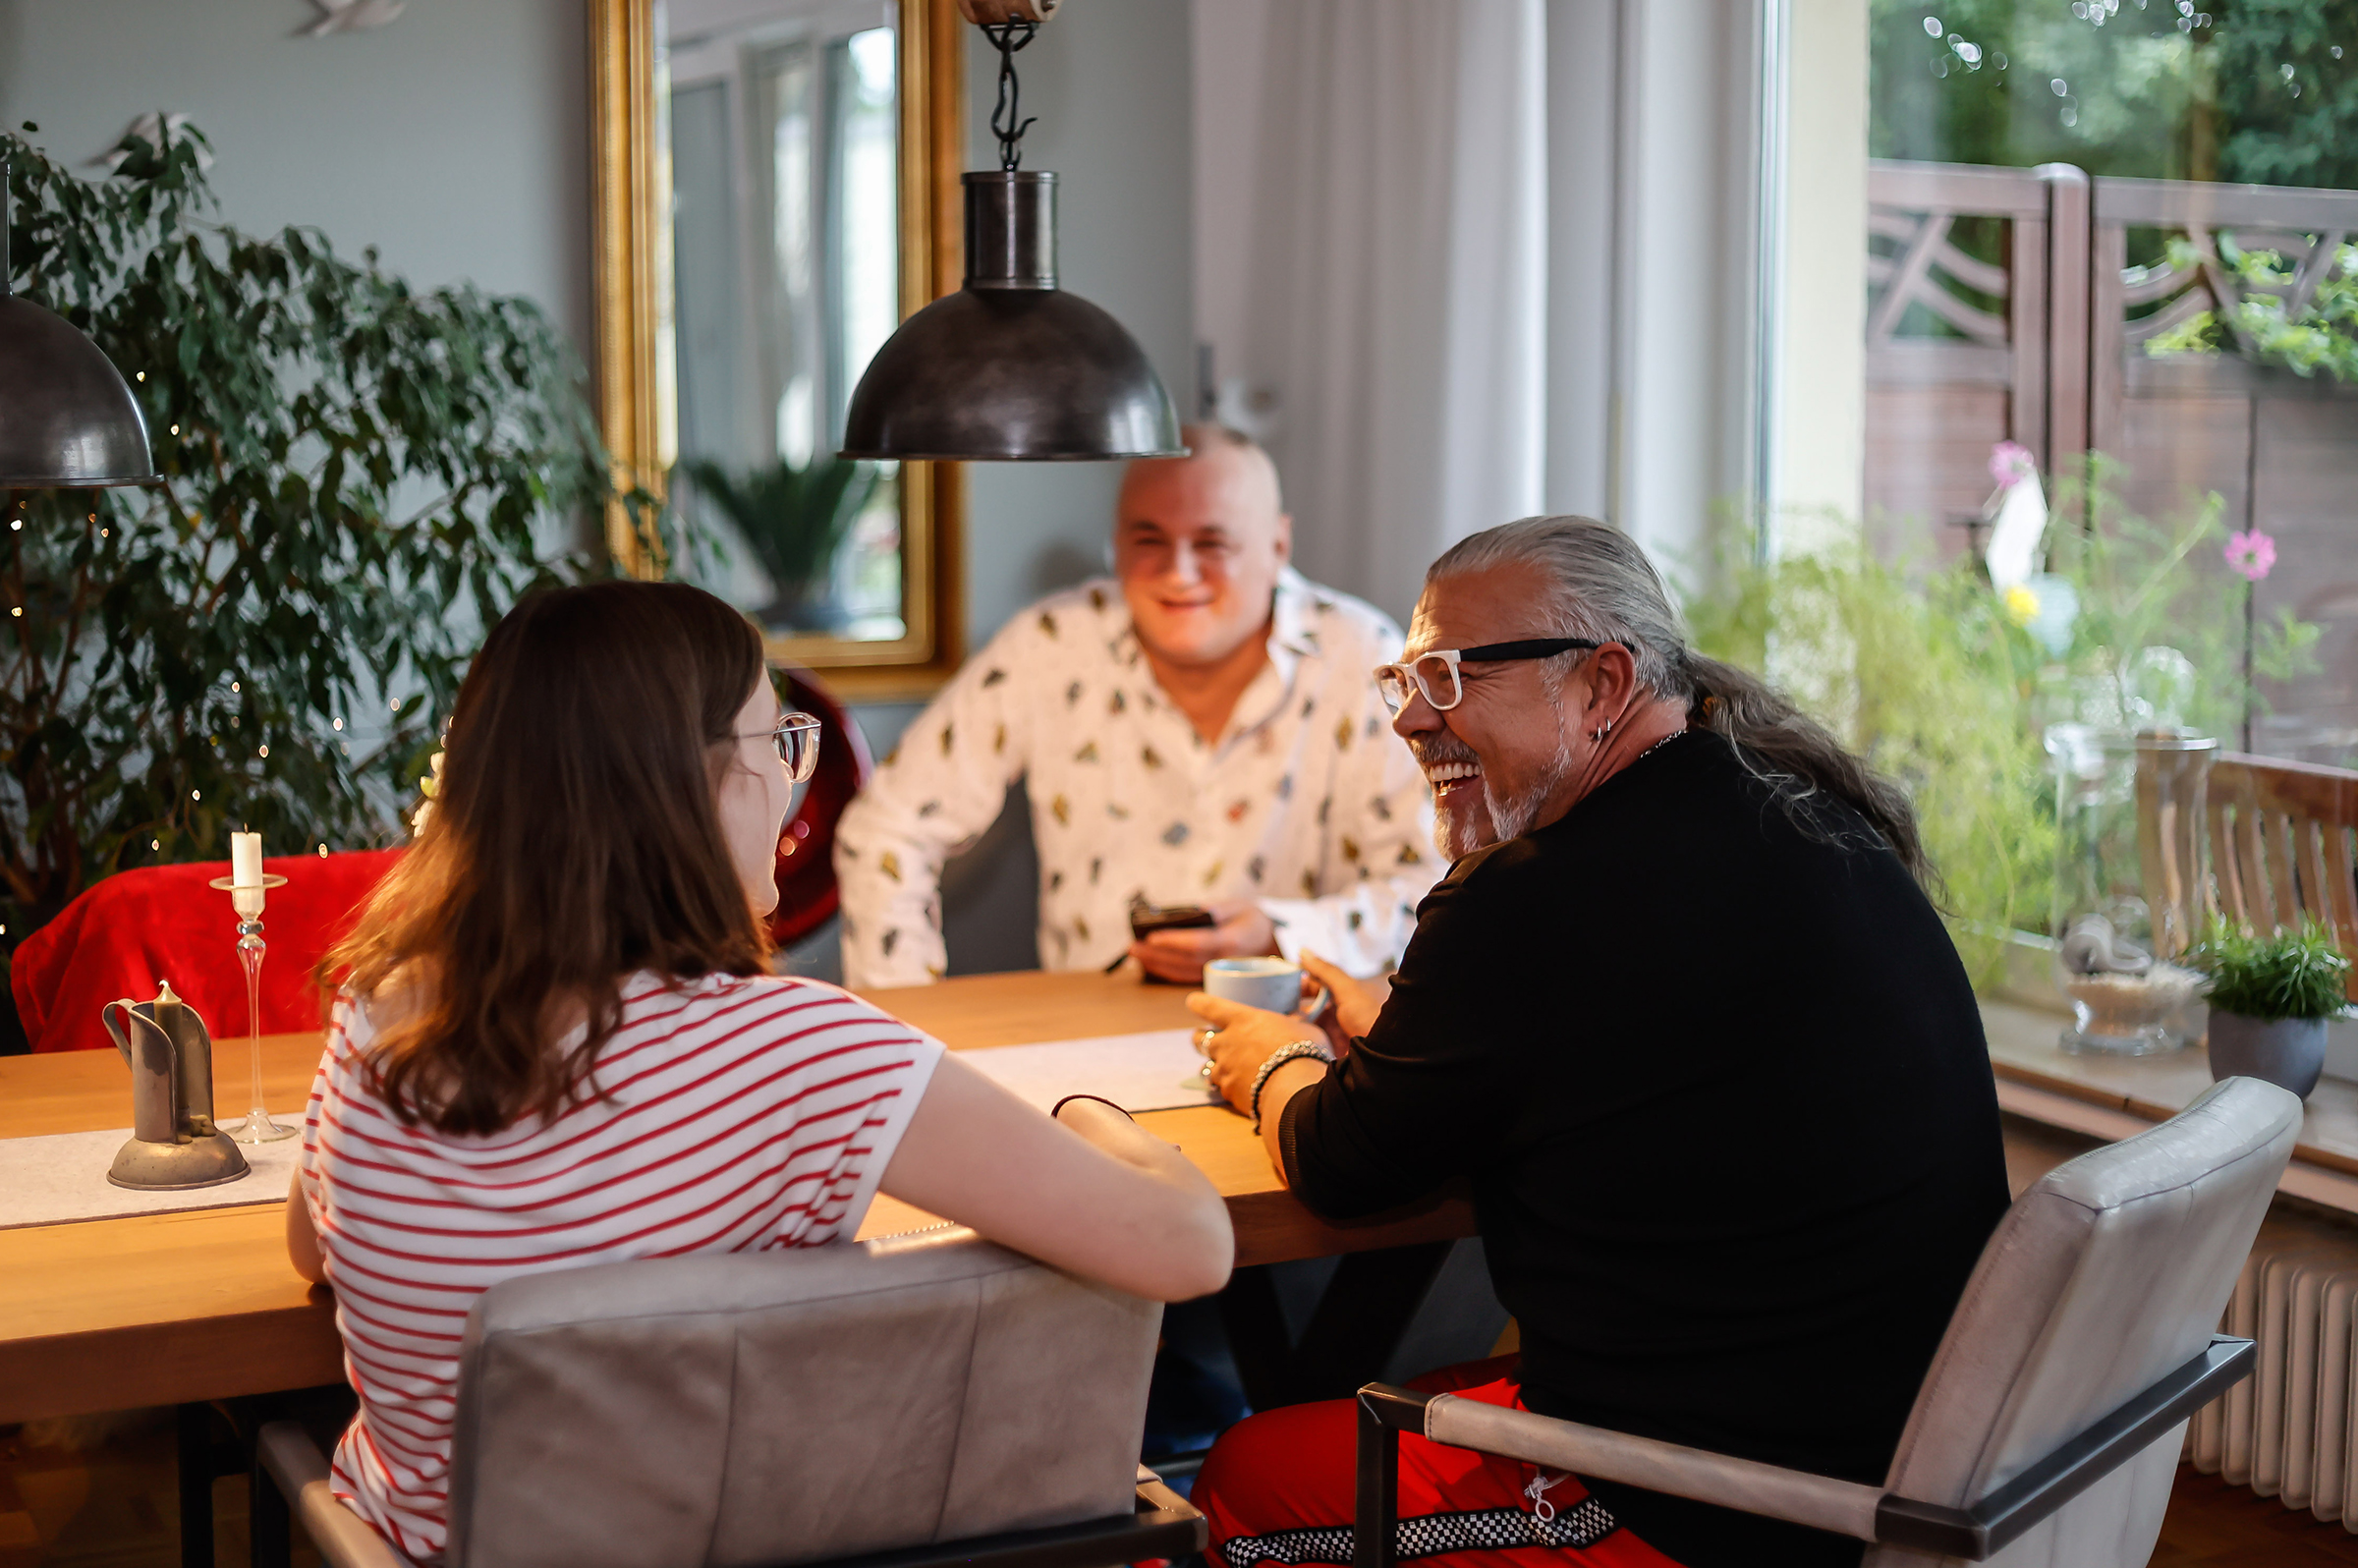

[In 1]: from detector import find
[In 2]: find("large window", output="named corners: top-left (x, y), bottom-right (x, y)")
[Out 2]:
top-left (1863, 0), bottom-right (2358, 754)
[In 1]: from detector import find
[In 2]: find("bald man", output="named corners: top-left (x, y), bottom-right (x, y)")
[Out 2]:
top-left (834, 424), bottom-right (1437, 988)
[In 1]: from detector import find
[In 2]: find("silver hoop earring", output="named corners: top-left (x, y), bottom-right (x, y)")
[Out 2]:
top-left (1592, 721), bottom-right (1611, 744)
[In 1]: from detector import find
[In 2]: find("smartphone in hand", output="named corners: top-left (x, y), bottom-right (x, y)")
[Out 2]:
top-left (1118, 900), bottom-right (1217, 982)
top-left (1129, 900), bottom-right (1215, 940)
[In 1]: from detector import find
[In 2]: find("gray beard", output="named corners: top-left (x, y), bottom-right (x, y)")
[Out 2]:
top-left (1430, 730), bottom-right (1576, 861)
top-left (1483, 733), bottom-right (1575, 841)
top-left (1432, 796), bottom-right (1488, 863)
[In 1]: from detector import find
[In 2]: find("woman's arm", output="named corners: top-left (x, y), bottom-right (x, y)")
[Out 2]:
top-left (877, 1052), bottom-right (1234, 1302)
top-left (286, 1167), bottom-right (326, 1283)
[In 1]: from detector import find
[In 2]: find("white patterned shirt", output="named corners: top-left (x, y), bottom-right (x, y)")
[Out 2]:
top-left (835, 568), bottom-right (1438, 988)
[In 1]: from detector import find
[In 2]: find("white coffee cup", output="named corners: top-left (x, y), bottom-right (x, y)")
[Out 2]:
top-left (1204, 956), bottom-right (1305, 1015)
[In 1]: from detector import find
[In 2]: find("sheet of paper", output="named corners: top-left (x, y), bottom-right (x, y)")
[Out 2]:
top-left (960, 1029), bottom-right (1224, 1115)
top-left (0, 1126), bottom-right (304, 1230)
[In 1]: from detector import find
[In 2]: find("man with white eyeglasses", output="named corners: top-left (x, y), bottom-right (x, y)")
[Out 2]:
top-left (1184, 517), bottom-right (2008, 1568)
top-left (833, 424), bottom-right (1438, 988)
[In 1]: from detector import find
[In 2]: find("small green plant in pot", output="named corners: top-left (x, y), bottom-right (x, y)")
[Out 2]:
top-left (2190, 924), bottom-right (2352, 1098)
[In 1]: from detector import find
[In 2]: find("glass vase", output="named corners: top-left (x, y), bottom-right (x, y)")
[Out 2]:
top-left (2046, 725), bottom-right (2217, 1055)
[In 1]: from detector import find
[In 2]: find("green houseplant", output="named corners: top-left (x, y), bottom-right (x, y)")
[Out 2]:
top-left (681, 455), bottom-right (879, 634)
top-left (1, 120), bottom-right (647, 1002)
top-left (2191, 924), bottom-right (2351, 1097)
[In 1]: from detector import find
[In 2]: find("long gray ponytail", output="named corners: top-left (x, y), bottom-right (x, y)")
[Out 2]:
top-left (1426, 517), bottom-right (1929, 882)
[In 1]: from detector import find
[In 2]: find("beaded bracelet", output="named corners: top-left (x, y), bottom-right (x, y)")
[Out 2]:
top-left (1248, 1040), bottom-right (1335, 1134)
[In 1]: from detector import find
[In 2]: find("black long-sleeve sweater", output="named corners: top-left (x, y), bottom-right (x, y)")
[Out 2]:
top-left (1277, 728), bottom-right (2010, 1567)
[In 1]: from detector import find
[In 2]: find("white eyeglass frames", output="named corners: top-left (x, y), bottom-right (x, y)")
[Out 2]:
top-left (1373, 639), bottom-right (1608, 714)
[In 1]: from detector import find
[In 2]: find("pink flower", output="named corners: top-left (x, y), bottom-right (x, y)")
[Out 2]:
top-left (1989, 441), bottom-right (2037, 489)
top-left (2225, 530), bottom-right (2277, 582)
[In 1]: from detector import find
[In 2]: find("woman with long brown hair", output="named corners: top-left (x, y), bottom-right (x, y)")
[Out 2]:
top-left (285, 581), bottom-right (1232, 1562)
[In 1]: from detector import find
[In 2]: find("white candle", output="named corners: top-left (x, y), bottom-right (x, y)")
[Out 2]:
top-left (231, 831), bottom-right (263, 888)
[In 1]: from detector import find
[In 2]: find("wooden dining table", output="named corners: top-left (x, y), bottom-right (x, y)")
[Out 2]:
top-left (0, 968), bottom-right (1476, 1428)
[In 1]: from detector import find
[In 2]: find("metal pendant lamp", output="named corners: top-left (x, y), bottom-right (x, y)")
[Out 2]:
top-left (839, 4), bottom-right (1183, 463)
top-left (0, 158), bottom-right (158, 489)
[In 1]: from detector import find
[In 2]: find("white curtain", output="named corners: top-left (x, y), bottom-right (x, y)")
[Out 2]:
top-left (1225, 0), bottom-right (1547, 626)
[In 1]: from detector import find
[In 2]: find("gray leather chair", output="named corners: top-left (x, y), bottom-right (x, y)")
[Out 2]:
top-left (1355, 1075), bottom-right (2304, 1568)
top-left (252, 1228), bottom-right (1204, 1568)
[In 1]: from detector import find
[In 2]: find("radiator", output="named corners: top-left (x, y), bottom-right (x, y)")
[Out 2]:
top-left (2187, 1233), bottom-right (2358, 1525)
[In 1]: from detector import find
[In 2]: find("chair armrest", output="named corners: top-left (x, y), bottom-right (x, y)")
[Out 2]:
top-left (1134, 1465), bottom-right (1202, 1522)
top-left (1407, 1391), bottom-right (1881, 1541)
top-left (255, 1421), bottom-right (415, 1568)
top-left (1876, 1332), bottom-right (2255, 1558)
top-left (1359, 1333), bottom-right (2256, 1563)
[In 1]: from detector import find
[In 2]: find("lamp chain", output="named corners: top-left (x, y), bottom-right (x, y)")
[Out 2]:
top-left (982, 21), bottom-right (1040, 172)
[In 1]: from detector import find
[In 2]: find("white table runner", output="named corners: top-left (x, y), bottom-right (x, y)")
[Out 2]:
top-left (0, 1127), bottom-right (304, 1230)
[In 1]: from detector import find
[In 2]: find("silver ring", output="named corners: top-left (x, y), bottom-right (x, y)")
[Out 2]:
top-left (1193, 1026), bottom-right (1220, 1057)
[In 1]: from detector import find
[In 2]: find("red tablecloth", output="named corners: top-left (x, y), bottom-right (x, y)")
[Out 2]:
top-left (11, 850), bottom-right (403, 1053)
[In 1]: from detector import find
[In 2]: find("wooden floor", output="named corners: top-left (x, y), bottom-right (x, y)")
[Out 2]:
top-left (2155, 1469), bottom-right (2358, 1564)
top-left (0, 1411), bottom-right (2350, 1568)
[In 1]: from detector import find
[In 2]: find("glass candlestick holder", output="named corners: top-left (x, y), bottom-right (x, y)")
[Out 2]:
top-left (207, 872), bottom-right (296, 1143)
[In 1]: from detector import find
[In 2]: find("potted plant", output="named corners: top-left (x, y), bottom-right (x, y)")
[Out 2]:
top-left (680, 455), bottom-right (879, 635)
top-left (2191, 924), bottom-right (2352, 1097)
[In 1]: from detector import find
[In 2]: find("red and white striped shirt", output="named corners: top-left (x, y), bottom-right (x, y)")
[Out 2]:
top-left (298, 972), bottom-right (943, 1562)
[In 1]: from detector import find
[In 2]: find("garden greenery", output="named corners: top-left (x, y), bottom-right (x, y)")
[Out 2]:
top-left (2038, 457), bottom-right (2320, 716)
top-left (2190, 922), bottom-right (2351, 1021)
top-left (1686, 534), bottom-right (2052, 985)
top-left (1871, 0), bottom-right (2358, 390)
top-left (0, 120), bottom-right (650, 956)
top-left (2145, 236), bottom-right (2358, 384)
top-left (1684, 464), bottom-right (2317, 987)
top-left (1871, 0), bottom-right (2358, 189)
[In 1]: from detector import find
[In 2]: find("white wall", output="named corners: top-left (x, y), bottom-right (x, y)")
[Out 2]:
top-left (0, 0), bottom-right (591, 344)
top-left (1191, 0), bottom-right (1263, 412)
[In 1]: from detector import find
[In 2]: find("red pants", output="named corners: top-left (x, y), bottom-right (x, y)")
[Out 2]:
top-left (1192, 1358), bottom-right (1685, 1568)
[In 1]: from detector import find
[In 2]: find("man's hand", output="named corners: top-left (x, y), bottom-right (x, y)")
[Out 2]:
top-left (1185, 990), bottom-right (1320, 1115)
top-left (1131, 900), bottom-right (1279, 984)
top-left (1299, 950), bottom-right (1389, 1046)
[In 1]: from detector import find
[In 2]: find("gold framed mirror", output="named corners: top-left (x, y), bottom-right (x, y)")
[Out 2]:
top-left (592, 0), bottom-right (966, 700)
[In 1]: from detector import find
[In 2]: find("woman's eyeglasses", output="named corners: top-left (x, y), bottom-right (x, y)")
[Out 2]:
top-left (1373, 639), bottom-right (1607, 714)
top-left (751, 712), bottom-right (823, 783)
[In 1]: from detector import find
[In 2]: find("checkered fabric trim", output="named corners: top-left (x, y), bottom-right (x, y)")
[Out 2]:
top-left (1219, 1499), bottom-right (1619, 1568)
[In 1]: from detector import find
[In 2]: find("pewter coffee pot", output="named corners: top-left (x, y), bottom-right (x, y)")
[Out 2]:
top-left (99, 980), bottom-right (250, 1191)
